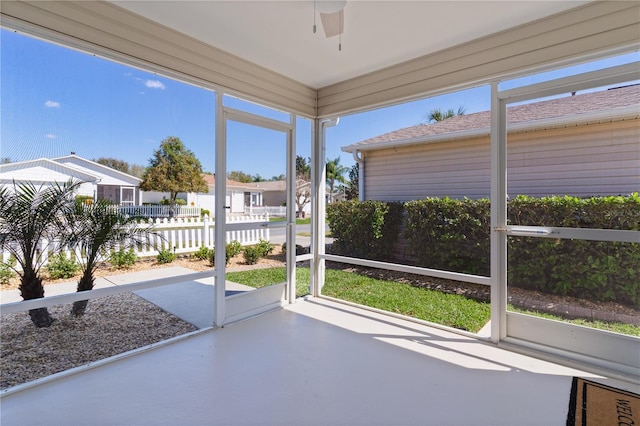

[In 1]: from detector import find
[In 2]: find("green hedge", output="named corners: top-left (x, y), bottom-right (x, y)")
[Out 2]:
top-left (327, 200), bottom-right (403, 261)
top-left (405, 197), bottom-right (491, 276)
top-left (331, 195), bottom-right (639, 308)
top-left (508, 195), bottom-right (639, 307)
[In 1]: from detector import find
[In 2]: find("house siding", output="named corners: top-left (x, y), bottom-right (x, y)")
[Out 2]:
top-left (364, 119), bottom-right (639, 201)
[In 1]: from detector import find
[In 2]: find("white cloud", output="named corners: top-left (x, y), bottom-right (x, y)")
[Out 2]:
top-left (45, 100), bottom-right (61, 108)
top-left (45, 134), bottom-right (57, 139)
top-left (144, 80), bottom-right (165, 90)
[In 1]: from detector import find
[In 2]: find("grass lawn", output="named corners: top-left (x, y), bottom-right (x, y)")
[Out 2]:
top-left (268, 217), bottom-right (316, 225)
top-left (226, 266), bottom-right (639, 336)
top-left (225, 267), bottom-right (490, 333)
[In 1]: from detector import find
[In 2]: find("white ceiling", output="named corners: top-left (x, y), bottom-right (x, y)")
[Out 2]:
top-left (112, 1), bottom-right (590, 89)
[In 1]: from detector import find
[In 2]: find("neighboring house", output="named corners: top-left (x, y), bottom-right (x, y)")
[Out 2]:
top-left (53, 154), bottom-right (142, 205)
top-left (342, 85), bottom-right (640, 201)
top-left (140, 174), bottom-right (267, 214)
top-left (198, 174), bottom-right (264, 214)
top-left (0, 154), bottom-right (142, 204)
top-left (248, 180), bottom-right (314, 215)
top-left (250, 180), bottom-right (286, 207)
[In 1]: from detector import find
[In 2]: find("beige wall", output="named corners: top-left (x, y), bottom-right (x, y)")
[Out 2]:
top-left (364, 119), bottom-right (639, 201)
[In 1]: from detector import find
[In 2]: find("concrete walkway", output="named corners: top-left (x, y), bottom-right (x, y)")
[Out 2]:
top-left (0, 267), bottom-right (254, 329)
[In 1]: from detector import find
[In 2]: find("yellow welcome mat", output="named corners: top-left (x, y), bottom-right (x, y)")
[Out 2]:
top-left (566, 377), bottom-right (639, 426)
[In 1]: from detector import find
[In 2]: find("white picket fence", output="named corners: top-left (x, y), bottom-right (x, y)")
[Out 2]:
top-left (1, 215), bottom-right (270, 267)
top-left (245, 206), bottom-right (287, 217)
top-left (117, 205), bottom-right (201, 218)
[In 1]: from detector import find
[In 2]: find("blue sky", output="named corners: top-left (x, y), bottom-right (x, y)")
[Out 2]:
top-left (1, 29), bottom-right (637, 179)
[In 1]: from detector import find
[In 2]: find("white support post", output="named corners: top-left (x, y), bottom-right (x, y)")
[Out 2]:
top-left (286, 114), bottom-right (296, 303)
top-left (312, 117), bottom-right (338, 296)
top-left (490, 82), bottom-right (507, 343)
top-left (214, 93), bottom-right (226, 327)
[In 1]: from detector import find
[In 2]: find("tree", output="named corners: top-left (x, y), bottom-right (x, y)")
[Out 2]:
top-left (295, 156), bottom-right (311, 217)
top-left (94, 157), bottom-right (130, 174)
top-left (252, 174), bottom-right (266, 182)
top-left (1, 157), bottom-right (11, 164)
top-left (128, 164), bottom-right (146, 179)
top-left (271, 174), bottom-right (286, 181)
top-left (423, 106), bottom-right (466, 124)
top-left (345, 163), bottom-right (359, 200)
top-left (227, 171), bottom-right (253, 183)
top-left (66, 200), bottom-right (154, 316)
top-left (296, 156), bottom-right (311, 177)
top-left (140, 137), bottom-right (208, 216)
top-left (326, 157), bottom-right (348, 203)
top-left (0, 180), bottom-right (83, 327)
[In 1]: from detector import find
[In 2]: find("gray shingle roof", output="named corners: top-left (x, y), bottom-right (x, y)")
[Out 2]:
top-left (343, 84), bottom-right (640, 151)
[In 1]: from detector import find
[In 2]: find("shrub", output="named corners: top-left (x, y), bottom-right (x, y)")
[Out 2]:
top-left (0, 257), bottom-right (16, 285)
top-left (159, 198), bottom-right (186, 206)
top-left (405, 197), bottom-right (490, 276)
top-left (327, 200), bottom-right (403, 261)
top-left (200, 209), bottom-right (211, 217)
top-left (243, 245), bottom-right (261, 265)
top-left (507, 194), bottom-right (640, 307)
top-left (208, 241), bottom-right (243, 266)
top-left (157, 248), bottom-right (177, 264)
top-left (227, 240), bottom-right (242, 258)
top-left (47, 253), bottom-right (79, 279)
top-left (193, 246), bottom-right (210, 260)
top-left (403, 194), bottom-right (639, 308)
top-left (256, 239), bottom-right (274, 257)
top-left (109, 249), bottom-right (137, 269)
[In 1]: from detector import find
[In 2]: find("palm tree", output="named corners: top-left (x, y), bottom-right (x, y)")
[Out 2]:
top-left (0, 180), bottom-right (82, 327)
top-left (66, 200), bottom-right (154, 316)
top-left (424, 106), bottom-right (466, 123)
top-left (326, 157), bottom-right (348, 203)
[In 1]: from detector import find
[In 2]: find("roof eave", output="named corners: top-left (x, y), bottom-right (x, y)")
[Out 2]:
top-left (342, 105), bottom-right (639, 153)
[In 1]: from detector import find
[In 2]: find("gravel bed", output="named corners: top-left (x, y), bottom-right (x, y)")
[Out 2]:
top-left (1, 293), bottom-right (197, 390)
top-left (0, 250), bottom-right (288, 390)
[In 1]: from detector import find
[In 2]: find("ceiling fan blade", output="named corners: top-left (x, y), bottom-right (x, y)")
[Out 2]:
top-left (320, 9), bottom-right (344, 38)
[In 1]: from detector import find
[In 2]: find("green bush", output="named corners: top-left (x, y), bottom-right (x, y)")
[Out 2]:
top-left (405, 197), bottom-right (490, 275)
top-left (156, 248), bottom-right (177, 264)
top-left (193, 246), bottom-right (210, 260)
top-left (328, 195), bottom-right (638, 308)
top-left (326, 200), bottom-right (403, 261)
top-left (243, 245), bottom-right (261, 265)
top-left (227, 240), bottom-right (242, 258)
top-left (507, 194), bottom-right (640, 307)
top-left (402, 194), bottom-right (639, 308)
top-left (256, 239), bottom-right (274, 257)
top-left (47, 252), bottom-right (79, 279)
top-left (208, 240), bottom-right (243, 266)
top-left (0, 257), bottom-right (16, 285)
top-left (109, 249), bottom-right (137, 269)
top-left (201, 208), bottom-right (211, 217)
top-left (159, 198), bottom-right (186, 206)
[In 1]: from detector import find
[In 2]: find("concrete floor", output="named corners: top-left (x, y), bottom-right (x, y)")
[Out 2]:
top-left (4, 297), bottom-right (638, 425)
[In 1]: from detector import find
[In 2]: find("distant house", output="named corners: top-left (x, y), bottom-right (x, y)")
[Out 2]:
top-left (139, 174), bottom-right (268, 214)
top-left (249, 180), bottom-right (286, 207)
top-left (0, 154), bottom-right (142, 205)
top-left (247, 180), bottom-right (315, 215)
top-left (342, 85), bottom-right (640, 201)
top-left (197, 174), bottom-right (264, 214)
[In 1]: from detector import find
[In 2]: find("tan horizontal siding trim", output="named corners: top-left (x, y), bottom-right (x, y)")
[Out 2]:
top-left (364, 119), bottom-right (638, 200)
top-left (317, 2), bottom-right (640, 117)
top-left (1, 1), bottom-right (317, 117)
